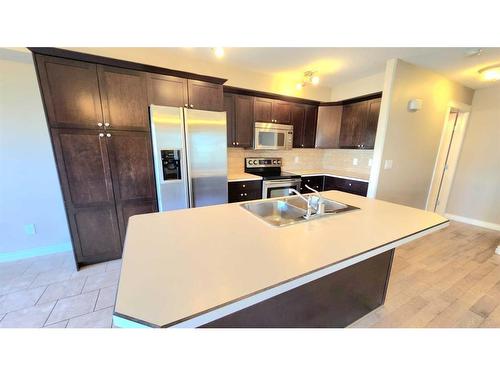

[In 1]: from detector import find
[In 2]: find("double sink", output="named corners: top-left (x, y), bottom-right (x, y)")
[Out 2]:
top-left (241, 195), bottom-right (359, 227)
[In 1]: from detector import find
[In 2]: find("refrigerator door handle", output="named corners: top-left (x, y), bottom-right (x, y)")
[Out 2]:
top-left (182, 108), bottom-right (194, 208)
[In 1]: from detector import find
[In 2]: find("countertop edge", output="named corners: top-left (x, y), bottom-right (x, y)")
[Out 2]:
top-left (113, 219), bottom-right (449, 328)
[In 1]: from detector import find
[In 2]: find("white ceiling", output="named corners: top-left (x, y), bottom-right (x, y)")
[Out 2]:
top-left (183, 47), bottom-right (500, 90)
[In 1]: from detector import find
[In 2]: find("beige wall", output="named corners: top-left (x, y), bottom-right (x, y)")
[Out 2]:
top-left (330, 72), bottom-right (385, 101)
top-left (66, 48), bottom-right (332, 102)
top-left (0, 49), bottom-right (71, 254)
top-left (372, 59), bottom-right (474, 209)
top-left (446, 85), bottom-right (500, 225)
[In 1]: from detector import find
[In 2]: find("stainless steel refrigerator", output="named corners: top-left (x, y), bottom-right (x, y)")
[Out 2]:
top-left (149, 105), bottom-right (228, 211)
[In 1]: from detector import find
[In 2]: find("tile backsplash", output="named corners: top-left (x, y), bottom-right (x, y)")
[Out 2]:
top-left (228, 148), bottom-right (373, 174)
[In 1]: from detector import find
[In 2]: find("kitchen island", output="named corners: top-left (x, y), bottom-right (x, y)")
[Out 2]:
top-left (113, 191), bottom-right (448, 328)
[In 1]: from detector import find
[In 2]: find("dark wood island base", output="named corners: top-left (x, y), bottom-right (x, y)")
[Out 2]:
top-left (202, 249), bottom-right (394, 328)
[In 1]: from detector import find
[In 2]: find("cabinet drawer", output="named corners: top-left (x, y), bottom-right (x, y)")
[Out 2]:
top-left (324, 176), bottom-right (368, 197)
top-left (228, 180), bottom-right (262, 203)
top-left (300, 176), bottom-right (324, 193)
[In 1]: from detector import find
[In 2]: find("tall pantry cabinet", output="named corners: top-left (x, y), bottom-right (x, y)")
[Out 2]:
top-left (34, 54), bottom-right (157, 268)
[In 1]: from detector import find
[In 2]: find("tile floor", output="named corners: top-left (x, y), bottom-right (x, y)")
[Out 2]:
top-left (0, 252), bottom-right (120, 328)
top-left (0, 221), bottom-right (499, 328)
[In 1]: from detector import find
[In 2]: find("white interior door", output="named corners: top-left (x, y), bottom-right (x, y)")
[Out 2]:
top-left (426, 107), bottom-right (470, 214)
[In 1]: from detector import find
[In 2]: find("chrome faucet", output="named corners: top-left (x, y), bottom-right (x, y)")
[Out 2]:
top-left (288, 188), bottom-right (315, 219)
top-left (304, 185), bottom-right (326, 215)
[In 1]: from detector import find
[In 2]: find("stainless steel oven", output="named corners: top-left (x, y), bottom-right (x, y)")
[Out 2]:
top-left (254, 122), bottom-right (293, 150)
top-left (262, 178), bottom-right (302, 199)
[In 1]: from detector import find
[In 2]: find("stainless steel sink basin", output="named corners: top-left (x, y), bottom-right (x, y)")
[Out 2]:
top-left (241, 200), bottom-right (307, 227)
top-left (241, 195), bottom-right (359, 227)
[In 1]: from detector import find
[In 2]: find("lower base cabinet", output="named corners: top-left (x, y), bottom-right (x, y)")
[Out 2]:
top-left (228, 180), bottom-right (262, 203)
top-left (300, 176), bottom-right (325, 194)
top-left (323, 176), bottom-right (368, 197)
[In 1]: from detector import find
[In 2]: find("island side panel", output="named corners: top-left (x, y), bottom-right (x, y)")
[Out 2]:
top-left (201, 249), bottom-right (395, 328)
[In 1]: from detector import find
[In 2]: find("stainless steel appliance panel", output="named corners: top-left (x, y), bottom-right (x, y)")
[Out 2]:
top-left (254, 122), bottom-right (293, 150)
top-left (184, 109), bottom-right (228, 207)
top-left (150, 105), bottom-right (189, 211)
top-left (262, 178), bottom-right (302, 199)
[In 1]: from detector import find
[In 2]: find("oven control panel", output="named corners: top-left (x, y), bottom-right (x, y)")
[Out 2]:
top-left (245, 157), bottom-right (282, 168)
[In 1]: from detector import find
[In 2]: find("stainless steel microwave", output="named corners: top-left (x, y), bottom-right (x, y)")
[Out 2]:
top-left (254, 122), bottom-right (293, 150)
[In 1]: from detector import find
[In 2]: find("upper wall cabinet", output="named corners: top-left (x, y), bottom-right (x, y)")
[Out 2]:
top-left (187, 79), bottom-right (224, 111)
top-left (254, 97), bottom-right (292, 124)
top-left (338, 97), bottom-right (381, 149)
top-left (291, 103), bottom-right (317, 148)
top-left (97, 66), bottom-right (150, 131)
top-left (147, 73), bottom-right (189, 108)
top-left (315, 105), bottom-right (343, 149)
top-left (224, 93), bottom-right (254, 148)
top-left (35, 55), bottom-right (104, 129)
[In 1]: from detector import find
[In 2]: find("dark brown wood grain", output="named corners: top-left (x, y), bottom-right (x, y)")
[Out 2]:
top-left (187, 79), bottom-right (224, 111)
top-left (272, 100), bottom-right (292, 124)
top-left (35, 55), bottom-right (103, 129)
top-left (254, 97), bottom-right (273, 122)
top-left (302, 105), bottom-right (318, 148)
top-left (362, 98), bottom-right (381, 149)
top-left (202, 249), bottom-right (395, 328)
top-left (315, 105), bottom-right (343, 148)
top-left (233, 95), bottom-right (254, 148)
top-left (291, 104), bottom-right (306, 148)
top-left (223, 85), bottom-right (321, 106)
top-left (228, 180), bottom-right (262, 203)
top-left (147, 73), bottom-right (189, 108)
top-left (98, 65), bottom-right (150, 131)
top-left (339, 100), bottom-right (369, 148)
top-left (223, 93), bottom-right (236, 147)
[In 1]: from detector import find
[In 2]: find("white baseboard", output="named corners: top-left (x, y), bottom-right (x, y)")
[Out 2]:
top-left (445, 213), bottom-right (500, 231)
top-left (0, 242), bottom-right (72, 263)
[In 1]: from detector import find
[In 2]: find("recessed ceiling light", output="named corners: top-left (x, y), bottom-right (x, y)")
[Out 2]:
top-left (213, 47), bottom-right (224, 58)
top-left (465, 48), bottom-right (483, 57)
top-left (478, 64), bottom-right (500, 81)
top-left (311, 76), bottom-right (320, 85)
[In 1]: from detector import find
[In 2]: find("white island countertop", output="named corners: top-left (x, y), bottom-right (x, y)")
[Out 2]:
top-left (114, 191), bottom-right (448, 328)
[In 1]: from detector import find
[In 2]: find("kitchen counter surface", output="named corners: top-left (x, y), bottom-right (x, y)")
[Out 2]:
top-left (283, 168), bottom-right (370, 182)
top-left (114, 191), bottom-right (448, 328)
top-left (227, 172), bottom-right (262, 182)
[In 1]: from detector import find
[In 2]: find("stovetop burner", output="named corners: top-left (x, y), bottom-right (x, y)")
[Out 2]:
top-left (244, 157), bottom-right (301, 180)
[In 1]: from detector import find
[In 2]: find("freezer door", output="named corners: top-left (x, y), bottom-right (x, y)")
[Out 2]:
top-left (184, 109), bottom-right (228, 207)
top-left (150, 105), bottom-right (189, 211)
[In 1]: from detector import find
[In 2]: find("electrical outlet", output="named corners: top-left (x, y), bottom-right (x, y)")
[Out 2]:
top-left (24, 224), bottom-right (36, 236)
top-left (368, 158), bottom-right (373, 167)
top-left (384, 160), bottom-right (393, 170)
top-left (352, 158), bottom-right (358, 166)
top-left (294, 156), bottom-right (299, 163)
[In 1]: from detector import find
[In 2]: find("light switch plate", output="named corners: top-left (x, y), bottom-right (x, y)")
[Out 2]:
top-left (353, 158), bottom-right (358, 166)
top-left (24, 224), bottom-right (36, 236)
top-left (384, 160), bottom-right (393, 169)
top-left (368, 158), bottom-right (373, 167)
top-left (294, 156), bottom-right (299, 163)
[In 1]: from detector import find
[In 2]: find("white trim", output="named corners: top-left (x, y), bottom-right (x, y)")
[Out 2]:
top-left (168, 221), bottom-right (448, 328)
top-left (367, 58), bottom-right (398, 198)
top-left (445, 213), bottom-right (500, 231)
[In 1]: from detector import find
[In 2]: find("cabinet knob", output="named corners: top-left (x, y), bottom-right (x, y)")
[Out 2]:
top-left (348, 183), bottom-right (352, 186)
top-left (104, 122), bottom-right (110, 127)
top-left (184, 104), bottom-right (188, 107)
top-left (106, 133), bottom-right (111, 138)
top-left (244, 193), bottom-right (247, 196)
top-left (242, 184), bottom-right (246, 188)
top-left (97, 123), bottom-right (103, 127)
top-left (99, 133), bottom-right (104, 138)
top-left (236, 142), bottom-right (239, 146)
top-left (190, 104), bottom-right (194, 108)
top-left (301, 144), bottom-right (304, 147)
top-left (232, 142), bottom-right (235, 146)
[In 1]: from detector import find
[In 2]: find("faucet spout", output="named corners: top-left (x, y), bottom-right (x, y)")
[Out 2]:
top-left (288, 188), bottom-right (314, 219)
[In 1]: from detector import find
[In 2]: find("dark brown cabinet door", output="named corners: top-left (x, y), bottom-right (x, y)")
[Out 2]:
top-left (147, 73), bottom-right (188, 108)
top-left (339, 101), bottom-right (369, 148)
top-left (315, 105), bottom-right (343, 149)
top-left (272, 100), bottom-right (292, 124)
top-left (98, 66), bottom-right (150, 131)
top-left (302, 105), bottom-right (318, 148)
top-left (50, 128), bottom-right (122, 264)
top-left (234, 95), bottom-right (254, 148)
top-left (35, 55), bottom-right (103, 129)
top-left (105, 130), bottom-right (157, 243)
top-left (187, 79), bottom-right (223, 111)
top-left (291, 104), bottom-right (306, 148)
top-left (361, 98), bottom-right (381, 149)
top-left (254, 97), bottom-right (273, 122)
top-left (228, 180), bottom-right (262, 203)
top-left (224, 93), bottom-right (236, 146)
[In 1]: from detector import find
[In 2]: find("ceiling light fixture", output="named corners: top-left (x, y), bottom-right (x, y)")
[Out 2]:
top-left (478, 64), bottom-right (500, 81)
top-left (213, 47), bottom-right (224, 58)
top-left (296, 71), bottom-right (320, 90)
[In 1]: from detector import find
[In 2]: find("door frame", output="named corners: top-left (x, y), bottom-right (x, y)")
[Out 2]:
top-left (425, 100), bottom-right (471, 213)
